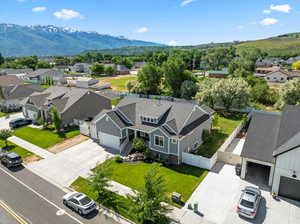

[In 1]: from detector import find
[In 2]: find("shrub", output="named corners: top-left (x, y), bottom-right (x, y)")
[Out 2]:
top-left (133, 138), bottom-right (146, 153)
top-left (115, 155), bottom-right (123, 163)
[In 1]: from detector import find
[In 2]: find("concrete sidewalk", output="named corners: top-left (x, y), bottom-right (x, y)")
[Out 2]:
top-left (8, 136), bottom-right (54, 159)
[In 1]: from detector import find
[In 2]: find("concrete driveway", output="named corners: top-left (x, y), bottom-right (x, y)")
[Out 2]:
top-left (0, 113), bottom-right (24, 130)
top-left (184, 163), bottom-right (300, 224)
top-left (27, 139), bottom-right (115, 187)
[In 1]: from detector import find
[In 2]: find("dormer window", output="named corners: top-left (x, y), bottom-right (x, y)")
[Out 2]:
top-left (141, 116), bottom-right (158, 124)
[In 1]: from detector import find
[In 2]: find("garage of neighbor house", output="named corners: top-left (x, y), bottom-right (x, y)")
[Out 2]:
top-left (241, 106), bottom-right (300, 202)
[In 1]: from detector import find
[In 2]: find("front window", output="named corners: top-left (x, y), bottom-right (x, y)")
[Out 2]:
top-left (154, 136), bottom-right (164, 147)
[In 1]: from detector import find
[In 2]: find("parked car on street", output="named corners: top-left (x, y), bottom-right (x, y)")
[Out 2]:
top-left (237, 186), bottom-right (261, 219)
top-left (9, 118), bottom-right (32, 129)
top-left (63, 191), bottom-right (97, 215)
top-left (0, 152), bottom-right (23, 168)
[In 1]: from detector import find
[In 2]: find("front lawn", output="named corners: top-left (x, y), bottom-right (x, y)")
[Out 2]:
top-left (71, 177), bottom-right (138, 222)
top-left (0, 140), bottom-right (33, 159)
top-left (96, 160), bottom-right (208, 203)
top-left (0, 112), bottom-right (17, 118)
top-left (196, 113), bottom-right (246, 158)
top-left (13, 127), bottom-right (80, 149)
top-left (102, 76), bottom-right (137, 92)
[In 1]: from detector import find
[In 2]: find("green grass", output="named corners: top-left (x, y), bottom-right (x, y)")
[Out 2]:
top-left (0, 112), bottom-right (17, 118)
top-left (102, 76), bottom-right (137, 92)
top-left (111, 97), bottom-right (123, 106)
top-left (71, 177), bottom-right (138, 222)
top-left (41, 84), bottom-right (51, 89)
top-left (0, 140), bottom-right (33, 159)
top-left (97, 160), bottom-right (208, 203)
top-left (197, 113), bottom-right (245, 158)
top-left (13, 127), bottom-right (80, 149)
top-left (237, 33), bottom-right (300, 57)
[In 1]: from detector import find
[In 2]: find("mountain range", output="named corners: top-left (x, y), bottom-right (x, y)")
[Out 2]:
top-left (0, 24), bottom-right (163, 57)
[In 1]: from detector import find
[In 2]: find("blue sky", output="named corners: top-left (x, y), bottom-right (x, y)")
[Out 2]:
top-left (1, 0), bottom-right (299, 45)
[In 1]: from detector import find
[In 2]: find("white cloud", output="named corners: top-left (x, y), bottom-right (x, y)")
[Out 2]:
top-left (168, 40), bottom-right (178, 46)
top-left (260, 18), bottom-right (278, 26)
top-left (249, 21), bottom-right (257, 25)
top-left (53, 9), bottom-right (84, 20)
top-left (237, 25), bottom-right (244, 30)
top-left (263, 9), bottom-right (271, 14)
top-left (32, 7), bottom-right (46, 12)
top-left (135, 27), bottom-right (149, 33)
top-left (180, 0), bottom-right (195, 7)
top-left (270, 4), bottom-right (292, 13)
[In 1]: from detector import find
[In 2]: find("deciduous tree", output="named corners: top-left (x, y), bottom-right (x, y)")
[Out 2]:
top-left (128, 166), bottom-right (171, 224)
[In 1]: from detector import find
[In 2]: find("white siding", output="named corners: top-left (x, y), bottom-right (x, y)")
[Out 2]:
top-left (272, 147), bottom-right (300, 194)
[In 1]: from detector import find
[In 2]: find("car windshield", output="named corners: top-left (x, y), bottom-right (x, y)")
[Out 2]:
top-left (241, 199), bottom-right (254, 208)
top-left (79, 196), bottom-right (92, 205)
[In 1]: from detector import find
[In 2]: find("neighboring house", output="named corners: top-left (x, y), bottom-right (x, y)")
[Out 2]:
top-left (23, 86), bottom-right (111, 126)
top-left (72, 63), bottom-right (91, 73)
top-left (26, 69), bottom-right (64, 83)
top-left (133, 61), bottom-right (146, 70)
top-left (104, 64), bottom-right (130, 75)
top-left (264, 69), bottom-right (300, 83)
top-left (0, 75), bottom-right (22, 87)
top-left (241, 105), bottom-right (300, 201)
top-left (0, 69), bottom-right (33, 80)
top-left (54, 65), bottom-right (71, 73)
top-left (255, 67), bottom-right (280, 75)
top-left (205, 70), bottom-right (229, 78)
top-left (89, 97), bottom-right (214, 164)
top-left (286, 56), bottom-right (300, 66)
top-left (0, 84), bottom-right (43, 111)
top-left (256, 58), bottom-right (286, 67)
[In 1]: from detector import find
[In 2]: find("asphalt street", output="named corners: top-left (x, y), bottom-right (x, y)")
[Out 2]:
top-left (0, 164), bottom-right (119, 224)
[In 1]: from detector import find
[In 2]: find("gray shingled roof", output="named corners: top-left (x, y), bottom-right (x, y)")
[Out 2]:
top-left (273, 105), bottom-right (300, 156)
top-left (114, 97), bottom-right (211, 136)
top-left (241, 111), bottom-right (281, 163)
top-left (28, 86), bottom-right (88, 113)
top-left (1, 84), bottom-right (42, 100)
top-left (0, 75), bottom-right (22, 87)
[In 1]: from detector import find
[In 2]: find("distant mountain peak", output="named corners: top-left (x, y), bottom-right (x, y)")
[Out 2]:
top-left (0, 23), bottom-right (163, 57)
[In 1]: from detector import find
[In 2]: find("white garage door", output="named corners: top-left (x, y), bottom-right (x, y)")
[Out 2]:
top-left (98, 132), bottom-right (120, 150)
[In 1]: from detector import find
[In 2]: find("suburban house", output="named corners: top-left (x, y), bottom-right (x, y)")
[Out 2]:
top-left (205, 70), bottom-right (229, 78)
top-left (286, 56), bottom-right (300, 66)
top-left (23, 86), bottom-right (111, 126)
top-left (254, 67), bottom-right (280, 76)
top-left (66, 77), bottom-right (111, 90)
top-left (72, 63), bottom-right (91, 73)
top-left (89, 97), bottom-right (214, 164)
top-left (0, 69), bottom-right (33, 80)
top-left (241, 105), bottom-right (300, 201)
top-left (256, 58), bottom-right (286, 67)
top-left (104, 64), bottom-right (130, 75)
top-left (0, 84), bottom-right (43, 111)
top-left (264, 69), bottom-right (300, 83)
top-left (0, 75), bottom-right (22, 87)
top-left (26, 69), bottom-right (64, 83)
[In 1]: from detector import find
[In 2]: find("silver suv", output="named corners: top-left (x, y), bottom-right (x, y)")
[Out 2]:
top-left (237, 186), bottom-right (261, 219)
top-left (63, 192), bottom-right (97, 215)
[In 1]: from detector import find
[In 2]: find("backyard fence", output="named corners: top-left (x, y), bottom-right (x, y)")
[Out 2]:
top-left (182, 151), bottom-right (218, 170)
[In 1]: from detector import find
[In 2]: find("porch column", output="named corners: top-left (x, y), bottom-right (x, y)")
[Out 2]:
top-left (134, 130), bottom-right (137, 138)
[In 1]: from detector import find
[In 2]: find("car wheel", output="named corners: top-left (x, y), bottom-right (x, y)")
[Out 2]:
top-left (63, 200), bottom-right (68, 206)
top-left (78, 209), bottom-right (83, 216)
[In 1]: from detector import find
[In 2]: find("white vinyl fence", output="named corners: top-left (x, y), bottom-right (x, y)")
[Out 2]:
top-left (182, 151), bottom-right (218, 170)
top-left (182, 112), bottom-right (252, 170)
